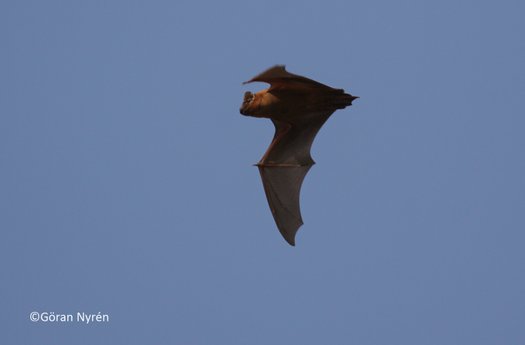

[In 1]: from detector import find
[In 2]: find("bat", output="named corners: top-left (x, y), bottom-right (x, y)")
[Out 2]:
top-left (240, 65), bottom-right (358, 246)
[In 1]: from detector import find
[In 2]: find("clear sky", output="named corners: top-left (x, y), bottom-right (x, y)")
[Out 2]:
top-left (2, 0), bottom-right (524, 344)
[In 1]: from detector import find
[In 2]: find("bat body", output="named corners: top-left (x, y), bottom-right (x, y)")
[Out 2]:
top-left (240, 65), bottom-right (358, 246)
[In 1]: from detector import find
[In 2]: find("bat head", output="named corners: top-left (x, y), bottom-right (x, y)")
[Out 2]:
top-left (239, 91), bottom-right (255, 116)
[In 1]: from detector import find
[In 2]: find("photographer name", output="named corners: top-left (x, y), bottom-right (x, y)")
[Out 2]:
top-left (30, 311), bottom-right (109, 324)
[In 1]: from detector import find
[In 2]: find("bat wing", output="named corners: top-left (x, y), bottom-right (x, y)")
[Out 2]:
top-left (258, 112), bottom-right (334, 245)
top-left (244, 65), bottom-right (339, 92)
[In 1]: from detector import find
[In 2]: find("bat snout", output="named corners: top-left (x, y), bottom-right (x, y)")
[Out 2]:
top-left (240, 103), bottom-right (255, 116)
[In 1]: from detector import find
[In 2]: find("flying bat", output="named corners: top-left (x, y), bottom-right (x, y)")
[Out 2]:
top-left (240, 65), bottom-right (358, 246)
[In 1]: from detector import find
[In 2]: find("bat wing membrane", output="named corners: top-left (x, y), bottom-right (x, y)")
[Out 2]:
top-left (257, 112), bottom-right (334, 245)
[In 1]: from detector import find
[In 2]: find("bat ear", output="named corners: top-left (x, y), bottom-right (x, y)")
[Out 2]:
top-left (243, 91), bottom-right (254, 100)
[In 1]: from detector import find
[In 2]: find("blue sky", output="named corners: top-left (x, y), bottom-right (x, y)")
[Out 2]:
top-left (2, 1), bottom-right (524, 344)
